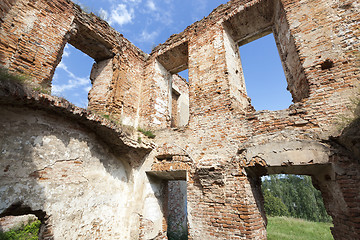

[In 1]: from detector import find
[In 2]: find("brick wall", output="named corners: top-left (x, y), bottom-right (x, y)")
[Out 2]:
top-left (0, 0), bottom-right (359, 239)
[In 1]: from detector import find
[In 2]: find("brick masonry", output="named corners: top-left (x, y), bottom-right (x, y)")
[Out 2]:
top-left (0, 0), bottom-right (359, 239)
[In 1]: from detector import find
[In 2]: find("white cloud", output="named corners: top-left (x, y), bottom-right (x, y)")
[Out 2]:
top-left (98, 8), bottom-right (109, 21)
top-left (108, 4), bottom-right (134, 26)
top-left (52, 61), bottom-right (91, 96)
top-left (140, 29), bottom-right (159, 42)
top-left (84, 86), bottom-right (92, 92)
top-left (124, 0), bottom-right (142, 3)
top-left (146, 0), bottom-right (156, 11)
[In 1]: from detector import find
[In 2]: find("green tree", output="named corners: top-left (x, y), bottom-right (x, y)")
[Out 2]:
top-left (263, 189), bottom-right (289, 217)
top-left (261, 175), bottom-right (332, 222)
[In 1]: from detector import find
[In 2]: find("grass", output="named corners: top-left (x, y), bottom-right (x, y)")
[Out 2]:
top-left (0, 219), bottom-right (41, 240)
top-left (336, 87), bottom-right (360, 131)
top-left (267, 216), bottom-right (333, 240)
top-left (138, 128), bottom-right (156, 139)
top-left (0, 67), bottom-right (28, 84)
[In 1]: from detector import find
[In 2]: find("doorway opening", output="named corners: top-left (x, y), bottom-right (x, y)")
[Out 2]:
top-left (261, 174), bottom-right (333, 239)
top-left (166, 180), bottom-right (188, 240)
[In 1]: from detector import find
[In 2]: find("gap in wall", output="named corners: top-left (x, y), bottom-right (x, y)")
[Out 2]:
top-left (167, 180), bottom-right (188, 240)
top-left (171, 68), bottom-right (190, 128)
top-left (51, 43), bottom-right (94, 109)
top-left (261, 174), bottom-right (333, 239)
top-left (239, 33), bottom-right (292, 111)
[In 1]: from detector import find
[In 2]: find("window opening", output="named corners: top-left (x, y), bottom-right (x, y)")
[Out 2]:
top-left (171, 89), bottom-right (180, 127)
top-left (171, 69), bottom-right (189, 127)
top-left (52, 43), bottom-right (93, 109)
top-left (239, 33), bottom-right (292, 111)
top-left (261, 174), bottom-right (333, 239)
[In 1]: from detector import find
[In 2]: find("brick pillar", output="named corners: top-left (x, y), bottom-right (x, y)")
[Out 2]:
top-left (187, 161), bottom-right (267, 239)
top-left (313, 153), bottom-right (360, 240)
top-left (188, 26), bottom-right (234, 119)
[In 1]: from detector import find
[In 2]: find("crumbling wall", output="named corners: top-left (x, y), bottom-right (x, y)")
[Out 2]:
top-left (0, 0), bottom-right (147, 127)
top-left (0, 106), bottom-right (132, 239)
top-left (0, 0), bottom-right (359, 239)
top-left (0, 0), bottom-right (74, 90)
top-left (144, 0), bottom-right (360, 239)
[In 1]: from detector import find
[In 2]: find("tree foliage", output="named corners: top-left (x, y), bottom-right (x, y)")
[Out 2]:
top-left (262, 175), bottom-right (332, 222)
top-left (263, 189), bottom-right (289, 217)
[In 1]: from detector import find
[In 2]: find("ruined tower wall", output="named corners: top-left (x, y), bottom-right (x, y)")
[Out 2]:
top-left (144, 0), bottom-right (360, 239)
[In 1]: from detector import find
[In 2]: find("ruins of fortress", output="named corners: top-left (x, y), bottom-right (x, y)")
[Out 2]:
top-left (0, 0), bottom-right (359, 239)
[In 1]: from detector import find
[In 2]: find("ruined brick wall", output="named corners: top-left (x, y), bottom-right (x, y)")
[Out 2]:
top-left (0, 79), bottom-right (162, 239)
top-left (0, 0), bottom-right (147, 127)
top-left (145, 0), bottom-right (360, 239)
top-left (0, 0), bottom-right (74, 90)
top-left (0, 0), bottom-right (359, 239)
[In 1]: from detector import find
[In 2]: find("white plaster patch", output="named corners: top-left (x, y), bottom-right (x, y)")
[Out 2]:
top-left (213, 35), bottom-right (223, 49)
top-left (143, 198), bottom-right (161, 222)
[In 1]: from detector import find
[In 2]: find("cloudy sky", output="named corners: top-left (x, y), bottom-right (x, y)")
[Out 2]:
top-left (52, 0), bottom-right (292, 110)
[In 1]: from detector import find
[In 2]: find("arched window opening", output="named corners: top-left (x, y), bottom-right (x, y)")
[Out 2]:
top-left (0, 203), bottom-right (52, 239)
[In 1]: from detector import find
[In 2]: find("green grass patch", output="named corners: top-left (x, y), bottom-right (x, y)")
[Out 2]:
top-left (0, 219), bottom-right (41, 240)
top-left (267, 216), bottom-right (333, 240)
top-left (138, 128), bottom-right (156, 139)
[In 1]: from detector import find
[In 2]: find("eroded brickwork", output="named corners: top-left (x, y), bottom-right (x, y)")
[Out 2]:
top-left (0, 0), bottom-right (359, 239)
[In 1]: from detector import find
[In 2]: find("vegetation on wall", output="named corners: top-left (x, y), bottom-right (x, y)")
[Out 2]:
top-left (0, 220), bottom-right (41, 240)
top-left (0, 67), bottom-right (29, 85)
top-left (262, 175), bottom-right (332, 223)
top-left (138, 128), bottom-right (156, 139)
top-left (0, 67), bottom-right (48, 94)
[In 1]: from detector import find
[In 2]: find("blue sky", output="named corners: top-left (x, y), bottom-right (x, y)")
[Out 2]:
top-left (52, 0), bottom-right (292, 110)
